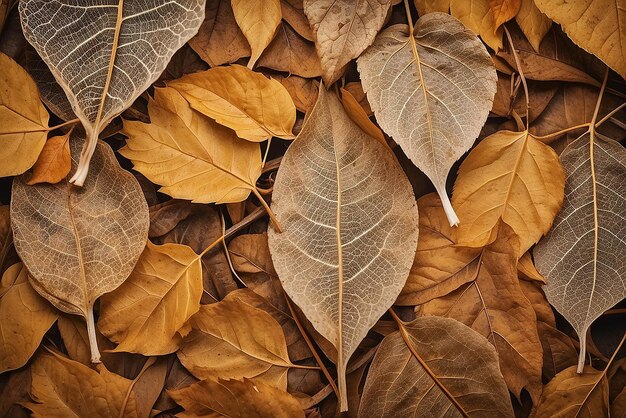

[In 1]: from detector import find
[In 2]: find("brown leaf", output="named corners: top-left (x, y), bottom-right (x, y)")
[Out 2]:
top-left (515, 0), bottom-right (552, 51)
top-left (0, 367), bottom-right (32, 418)
top-left (0, 205), bottom-right (18, 274)
top-left (532, 366), bottom-right (609, 417)
top-left (231, 0), bottom-right (282, 68)
top-left (57, 314), bottom-right (116, 365)
top-left (358, 316), bottom-right (514, 417)
top-left (518, 252), bottom-right (546, 283)
top-left (397, 194), bottom-right (482, 306)
top-left (272, 75), bottom-right (319, 113)
top-left (281, 0), bottom-right (314, 41)
top-left (98, 241), bottom-right (203, 356)
top-left (26, 129), bottom-right (71, 185)
top-left (450, 0), bottom-right (503, 51)
top-left (189, 0), bottom-right (251, 67)
top-left (169, 377), bottom-right (305, 418)
top-left (340, 87), bottom-right (386, 147)
top-left (11, 138), bottom-right (149, 362)
top-left (491, 75), bottom-right (558, 123)
top-left (0, 263), bottom-right (58, 373)
top-left (343, 82), bottom-right (372, 116)
top-left (420, 222), bottom-right (543, 404)
top-left (257, 22), bottom-right (322, 78)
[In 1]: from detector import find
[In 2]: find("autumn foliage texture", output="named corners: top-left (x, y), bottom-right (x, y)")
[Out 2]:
top-left (0, 0), bottom-right (625, 417)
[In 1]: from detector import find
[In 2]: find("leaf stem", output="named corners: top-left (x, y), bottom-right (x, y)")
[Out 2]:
top-left (403, 0), bottom-right (414, 33)
top-left (86, 303), bottom-right (101, 363)
top-left (48, 118), bottom-right (81, 132)
top-left (534, 123), bottom-right (590, 143)
top-left (504, 26), bottom-right (529, 130)
top-left (253, 188), bottom-right (283, 233)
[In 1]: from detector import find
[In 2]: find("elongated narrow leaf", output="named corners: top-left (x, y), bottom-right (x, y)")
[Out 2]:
top-left (19, 0), bottom-right (205, 185)
top-left (11, 136), bottom-right (149, 363)
top-left (357, 13), bottom-right (497, 225)
top-left (534, 134), bottom-right (626, 372)
top-left (121, 87), bottom-right (262, 204)
top-left (268, 86), bottom-right (419, 411)
top-left (359, 316), bottom-right (514, 417)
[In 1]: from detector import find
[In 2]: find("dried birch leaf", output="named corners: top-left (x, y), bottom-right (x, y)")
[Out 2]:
top-left (358, 316), bottom-right (514, 417)
top-left (19, 0), bottom-right (205, 185)
top-left (0, 52), bottom-right (49, 177)
top-left (169, 377), bottom-right (305, 418)
top-left (11, 137), bottom-right (149, 363)
top-left (120, 87), bottom-right (262, 204)
top-left (177, 292), bottom-right (298, 390)
top-left (533, 0), bottom-right (626, 79)
top-left (98, 241), bottom-right (203, 356)
top-left (398, 194), bottom-right (481, 306)
top-left (168, 64), bottom-right (296, 141)
top-left (267, 86), bottom-right (419, 410)
top-left (0, 263), bottom-right (58, 373)
top-left (23, 351), bottom-right (139, 418)
top-left (534, 135), bottom-right (626, 372)
top-left (304, 0), bottom-right (393, 85)
top-left (232, 0), bottom-right (282, 68)
top-left (358, 13), bottom-right (497, 225)
top-left (532, 366), bottom-right (609, 417)
top-left (453, 130), bottom-right (565, 257)
top-left (26, 129), bottom-right (72, 185)
top-left (420, 222), bottom-right (543, 403)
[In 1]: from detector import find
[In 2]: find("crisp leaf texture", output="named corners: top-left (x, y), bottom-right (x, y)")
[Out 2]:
top-left (232, 0), bottom-right (282, 68)
top-left (11, 137), bottom-right (149, 362)
top-left (450, 0), bottom-right (503, 51)
top-left (177, 291), bottom-right (296, 390)
top-left (534, 0), bottom-right (626, 79)
top-left (168, 64), bottom-right (296, 141)
top-left (358, 316), bottom-right (514, 417)
top-left (0, 52), bottom-right (49, 177)
top-left (398, 194), bottom-right (482, 306)
top-left (121, 87), bottom-right (262, 204)
top-left (24, 352), bottom-right (139, 418)
top-left (358, 13), bottom-right (497, 226)
top-left (534, 135), bottom-right (626, 371)
top-left (26, 130), bottom-right (72, 185)
top-left (19, 0), bottom-right (205, 185)
top-left (170, 378), bottom-right (305, 418)
top-left (98, 241), bottom-right (203, 355)
top-left (489, 0), bottom-right (521, 28)
top-left (267, 86), bottom-right (419, 410)
top-left (304, 0), bottom-right (393, 85)
top-left (453, 130), bottom-right (565, 257)
top-left (0, 263), bottom-right (58, 373)
top-left (515, 0), bottom-right (552, 51)
top-left (421, 222), bottom-right (543, 403)
top-left (532, 366), bottom-right (609, 417)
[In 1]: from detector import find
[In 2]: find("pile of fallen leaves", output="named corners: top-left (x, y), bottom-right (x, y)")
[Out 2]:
top-left (0, 0), bottom-right (625, 417)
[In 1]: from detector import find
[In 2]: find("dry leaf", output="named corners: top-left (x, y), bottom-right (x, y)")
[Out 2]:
top-left (489, 0), bottom-right (521, 29)
top-left (0, 52), bottom-right (49, 177)
top-left (533, 0), bottom-right (626, 79)
top-left (358, 316), bottom-right (514, 417)
top-left (23, 351), bottom-right (140, 418)
top-left (19, 0), bottom-right (204, 185)
top-left (177, 292), bottom-right (298, 390)
top-left (340, 87), bottom-right (386, 147)
top-left (11, 138), bottom-right (149, 362)
top-left (26, 129), bottom-right (71, 185)
top-left (121, 86), bottom-right (262, 204)
top-left (57, 314), bottom-right (116, 366)
top-left (358, 13), bottom-right (497, 225)
top-left (343, 82), bottom-right (373, 116)
top-left (398, 194), bottom-right (482, 306)
top-left (273, 75), bottom-right (319, 113)
top-left (420, 222), bottom-right (543, 404)
top-left (232, 0), bottom-right (281, 68)
top-left (257, 22), bottom-right (322, 78)
top-left (532, 366), bottom-right (609, 417)
top-left (169, 64), bottom-right (296, 141)
top-left (518, 252), bottom-right (546, 283)
top-left (189, 0), bottom-right (251, 67)
top-left (267, 86), bottom-right (419, 410)
top-left (515, 0), bottom-right (552, 51)
top-left (169, 377), bottom-right (305, 418)
top-left (98, 241), bottom-right (203, 356)
top-left (613, 387), bottom-right (626, 417)
top-left (304, 0), bottom-right (393, 85)
top-left (452, 130), bottom-right (565, 257)
top-left (450, 0), bottom-right (503, 51)
top-left (0, 205), bottom-right (18, 273)
top-left (281, 0), bottom-right (314, 41)
top-left (534, 134), bottom-right (626, 371)
top-left (0, 263), bottom-right (58, 373)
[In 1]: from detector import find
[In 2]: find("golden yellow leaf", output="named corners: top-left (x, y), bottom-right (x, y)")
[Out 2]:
top-left (26, 129), bottom-right (72, 185)
top-left (98, 241), bottom-right (203, 356)
top-left (413, 0), bottom-right (450, 15)
top-left (0, 52), bottom-right (49, 177)
top-left (489, 0), bottom-right (521, 29)
top-left (450, 0), bottom-right (503, 51)
top-left (398, 194), bottom-right (482, 306)
top-left (340, 87), bottom-right (386, 148)
top-left (169, 377), bottom-right (305, 418)
top-left (23, 351), bottom-right (139, 418)
top-left (0, 263), bottom-right (58, 373)
top-left (177, 291), bottom-right (299, 390)
top-left (232, 0), bottom-right (282, 68)
top-left (453, 130), bottom-right (565, 257)
top-left (121, 87), bottom-right (262, 204)
top-left (518, 252), bottom-right (545, 283)
top-left (534, 0), bottom-right (626, 79)
top-left (273, 75), bottom-right (319, 113)
top-left (515, 0), bottom-right (552, 51)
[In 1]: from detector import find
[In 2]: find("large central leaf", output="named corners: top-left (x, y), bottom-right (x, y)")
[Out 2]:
top-left (19, 0), bottom-right (205, 185)
top-left (267, 86), bottom-right (419, 411)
